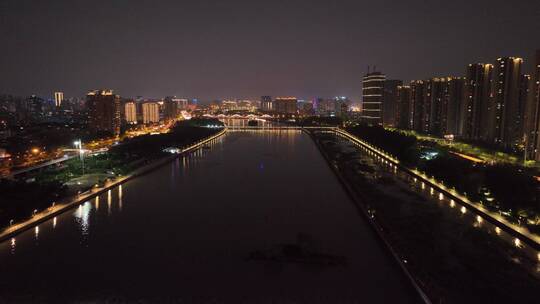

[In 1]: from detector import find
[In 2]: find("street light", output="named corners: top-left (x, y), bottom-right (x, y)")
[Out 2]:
top-left (74, 139), bottom-right (85, 175)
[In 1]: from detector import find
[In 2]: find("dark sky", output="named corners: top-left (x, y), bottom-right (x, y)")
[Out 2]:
top-left (1, 0), bottom-right (539, 102)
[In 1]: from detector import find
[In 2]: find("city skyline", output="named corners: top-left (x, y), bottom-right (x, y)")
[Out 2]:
top-left (1, 0), bottom-right (539, 100)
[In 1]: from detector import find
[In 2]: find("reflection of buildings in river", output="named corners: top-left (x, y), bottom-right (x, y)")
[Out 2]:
top-left (119, 185), bottom-right (123, 211)
top-left (75, 201), bottom-right (92, 236)
top-left (107, 190), bottom-right (112, 215)
top-left (10, 238), bottom-right (16, 254)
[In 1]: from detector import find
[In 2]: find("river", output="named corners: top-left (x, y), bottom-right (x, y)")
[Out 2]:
top-left (0, 130), bottom-right (419, 303)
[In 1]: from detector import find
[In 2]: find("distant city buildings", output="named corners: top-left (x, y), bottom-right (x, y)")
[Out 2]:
top-left (142, 102), bottom-right (160, 124)
top-left (260, 96), bottom-right (273, 112)
top-left (54, 92), bottom-right (64, 107)
top-left (87, 89), bottom-right (121, 136)
top-left (163, 96), bottom-right (179, 121)
top-left (274, 97), bottom-right (297, 115)
top-left (385, 52), bottom-right (540, 153)
top-left (124, 101), bottom-right (137, 124)
top-left (361, 71), bottom-right (386, 125)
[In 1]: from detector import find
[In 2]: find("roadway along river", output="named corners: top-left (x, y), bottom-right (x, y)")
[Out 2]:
top-left (0, 130), bottom-right (420, 303)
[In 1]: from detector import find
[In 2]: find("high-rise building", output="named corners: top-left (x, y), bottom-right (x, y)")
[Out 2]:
top-left (260, 96), bottom-right (273, 112)
top-left (361, 71), bottom-right (386, 125)
top-left (274, 97), bottom-right (297, 115)
top-left (87, 90), bottom-right (121, 136)
top-left (490, 57), bottom-right (524, 147)
top-left (142, 102), bottom-right (160, 124)
top-left (525, 50), bottom-right (540, 160)
top-left (54, 92), bottom-right (64, 107)
top-left (164, 96), bottom-right (179, 121)
top-left (395, 85), bottom-right (412, 129)
top-left (382, 80), bottom-right (402, 126)
top-left (124, 102), bottom-right (137, 124)
top-left (462, 64), bottom-right (494, 140)
top-left (444, 77), bottom-right (466, 136)
top-left (410, 80), bottom-right (427, 132)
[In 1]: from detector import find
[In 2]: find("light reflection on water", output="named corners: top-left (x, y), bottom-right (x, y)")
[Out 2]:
top-left (75, 202), bottom-right (92, 237)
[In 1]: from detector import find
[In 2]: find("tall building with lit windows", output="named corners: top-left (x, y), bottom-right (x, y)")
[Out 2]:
top-left (124, 101), bottom-right (137, 124)
top-left (54, 92), bottom-right (64, 107)
top-left (490, 57), bottom-right (524, 147)
top-left (142, 102), bottom-right (160, 124)
top-left (395, 85), bottom-right (412, 129)
top-left (410, 80), bottom-right (426, 132)
top-left (361, 71), bottom-right (386, 125)
top-left (526, 50), bottom-right (540, 160)
top-left (382, 80), bottom-right (402, 127)
top-left (87, 89), bottom-right (121, 136)
top-left (462, 63), bottom-right (493, 140)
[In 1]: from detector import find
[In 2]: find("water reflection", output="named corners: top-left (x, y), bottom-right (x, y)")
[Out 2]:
top-left (75, 202), bottom-right (92, 237)
top-left (10, 238), bottom-right (15, 254)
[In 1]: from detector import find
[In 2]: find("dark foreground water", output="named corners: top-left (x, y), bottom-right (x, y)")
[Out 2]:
top-left (0, 131), bottom-right (419, 303)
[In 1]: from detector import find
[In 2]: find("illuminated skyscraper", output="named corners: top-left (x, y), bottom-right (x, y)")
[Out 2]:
top-left (490, 57), bottom-right (524, 147)
top-left (462, 63), bottom-right (493, 140)
top-left (526, 50), bottom-right (540, 160)
top-left (142, 102), bottom-right (160, 124)
top-left (361, 71), bottom-right (386, 125)
top-left (124, 101), bottom-right (137, 124)
top-left (86, 90), bottom-right (121, 136)
top-left (54, 92), bottom-right (64, 107)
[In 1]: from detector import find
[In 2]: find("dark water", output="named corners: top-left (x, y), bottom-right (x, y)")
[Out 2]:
top-left (0, 131), bottom-right (419, 303)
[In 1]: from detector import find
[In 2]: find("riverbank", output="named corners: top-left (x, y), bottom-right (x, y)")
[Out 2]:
top-left (0, 128), bottom-right (227, 243)
top-left (336, 128), bottom-right (540, 255)
top-left (312, 130), bottom-right (540, 303)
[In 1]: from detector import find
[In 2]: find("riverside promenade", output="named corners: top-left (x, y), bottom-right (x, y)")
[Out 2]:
top-left (0, 128), bottom-right (227, 243)
top-left (334, 128), bottom-right (540, 260)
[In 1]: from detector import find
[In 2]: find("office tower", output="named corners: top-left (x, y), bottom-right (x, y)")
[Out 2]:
top-left (445, 77), bottom-right (466, 136)
top-left (261, 96), bottom-right (273, 112)
top-left (395, 85), bottom-right (412, 129)
top-left (525, 50), bottom-right (540, 160)
top-left (410, 80), bottom-right (426, 132)
top-left (54, 92), bottom-right (64, 107)
top-left (87, 90), bottom-right (121, 136)
top-left (163, 96), bottom-right (179, 121)
top-left (462, 64), bottom-right (494, 140)
top-left (361, 71), bottom-right (386, 125)
top-left (274, 97), bottom-right (297, 115)
top-left (382, 80), bottom-right (403, 126)
top-left (142, 102), bottom-right (160, 124)
top-left (125, 102), bottom-right (137, 124)
top-left (490, 57), bottom-right (524, 147)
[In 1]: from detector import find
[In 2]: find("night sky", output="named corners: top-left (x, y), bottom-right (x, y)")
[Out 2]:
top-left (1, 0), bottom-right (539, 102)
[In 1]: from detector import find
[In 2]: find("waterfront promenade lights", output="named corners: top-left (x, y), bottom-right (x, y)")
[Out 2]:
top-left (74, 140), bottom-right (85, 175)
